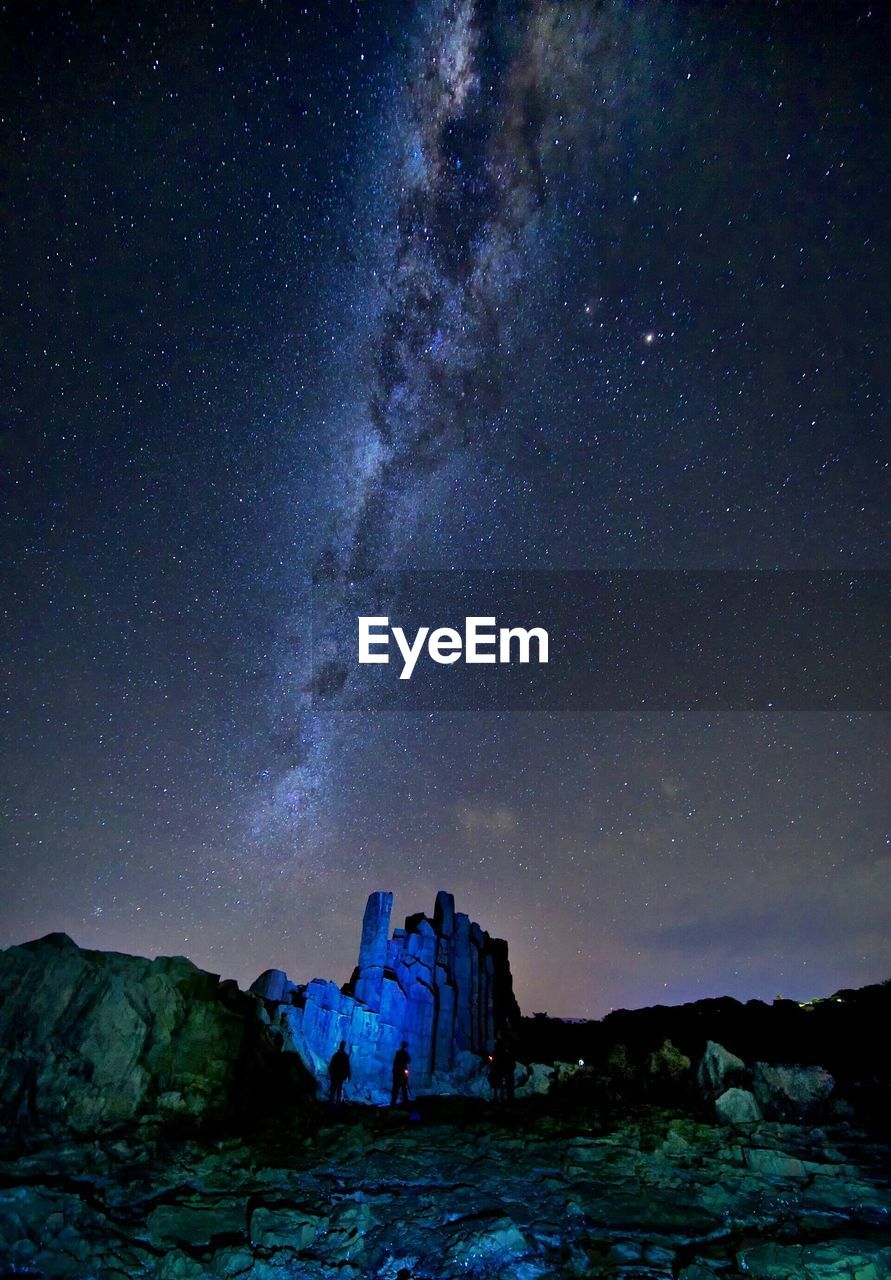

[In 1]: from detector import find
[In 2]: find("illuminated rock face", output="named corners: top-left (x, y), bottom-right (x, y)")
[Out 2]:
top-left (252, 890), bottom-right (519, 1100)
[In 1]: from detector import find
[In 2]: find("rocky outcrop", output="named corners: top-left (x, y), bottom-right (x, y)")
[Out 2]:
top-left (251, 891), bottom-right (519, 1101)
top-left (521, 981), bottom-right (891, 1117)
top-left (697, 1042), bottom-right (835, 1127)
top-left (752, 1061), bottom-right (836, 1122)
top-left (0, 933), bottom-right (311, 1134)
top-left (0, 922), bottom-right (884, 1277)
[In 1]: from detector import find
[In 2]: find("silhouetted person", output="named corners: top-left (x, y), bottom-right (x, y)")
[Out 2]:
top-left (390, 1041), bottom-right (411, 1106)
top-left (487, 1051), bottom-right (501, 1101)
top-left (328, 1040), bottom-right (351, 1105)
top-left (502, 1043), bottom-right (516, 1103)
top-left (493, 1031), bottom-right (517, 1103)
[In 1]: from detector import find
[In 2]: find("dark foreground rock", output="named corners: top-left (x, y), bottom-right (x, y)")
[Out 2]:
top-left (0, 934), bottom-right (313, 1134)
top-left (0, 1104), bottom-right (888, 1279)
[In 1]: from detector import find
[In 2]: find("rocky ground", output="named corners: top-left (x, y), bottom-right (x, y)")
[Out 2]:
top-left (1, 1101), bottom-right (888, 1280)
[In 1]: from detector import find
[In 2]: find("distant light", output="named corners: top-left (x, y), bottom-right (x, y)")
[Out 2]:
top-left (578, 1058), bottom-right (585, 1067)
top-left (644, 332), bottom-right (655, 344)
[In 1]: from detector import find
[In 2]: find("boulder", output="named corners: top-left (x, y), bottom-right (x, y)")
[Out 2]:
top-left (752, 1062), bottom-right (835, 1121)
top-left (0, 933), bottom-right (311, 1134)
top-left (697, 1040), bottom-right (747, 1098)
top-left (515, 1061), bottom-right (565, 1097)
top-left (250, 969), bottom-right (293, 1003)
top-left (715, 1087), bottom-right (762, 1125)
top-left (737, 1239), bottom-right (891, 1279)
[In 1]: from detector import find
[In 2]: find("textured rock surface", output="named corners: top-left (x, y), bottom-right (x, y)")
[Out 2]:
top-left (715, 1086), bottom-right (763, 1125)
top-left (752, 1061), bottom-right (836, 1122)
top-left (250, 969), bottom-right (299, 1004)
top-left (252, 891), bottom-right (519, 1101)
top-left (1, 1107), bottom-right (887, 1279)
top-left (0, 933), bottom-right (310, 1134)
top-left (698, 1039), bottom-right (747, 1098)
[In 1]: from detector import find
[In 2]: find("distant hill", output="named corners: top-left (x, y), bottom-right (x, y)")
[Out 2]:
top-left (520, 979), bottom-right (891, 1087)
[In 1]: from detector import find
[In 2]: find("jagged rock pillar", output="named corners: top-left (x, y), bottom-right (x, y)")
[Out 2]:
top-left (453, 913), bottom-right (473, 1052)
top-left (400, 917), bottom-right (437, 1081)
top-left (434, 890), bottom-right (455, 939)
top-left (353, 891), bottom-right (393, 1013)
top-left (432, 891), bottom-right (457, 1071)
top-left (433, 943), bottom-right (457, 1072)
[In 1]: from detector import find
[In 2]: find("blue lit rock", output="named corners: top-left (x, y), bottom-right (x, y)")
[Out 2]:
top-left (255, 891), bottom-right (519, 1100)
top-left (353, 890), bottom-right (392, 1012)
top-left (250, 969), bottom-right (299, 1003)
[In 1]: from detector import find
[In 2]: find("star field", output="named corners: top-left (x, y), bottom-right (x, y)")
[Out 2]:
top-left (1, 0), bottom-right (886, 1017)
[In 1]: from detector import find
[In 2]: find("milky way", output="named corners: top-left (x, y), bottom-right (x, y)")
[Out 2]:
top-left (254, 0), bottom-right (634, 850)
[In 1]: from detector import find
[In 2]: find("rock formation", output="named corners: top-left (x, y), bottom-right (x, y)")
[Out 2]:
top-left (0, 932), bottom-right (311, 1134)
top-left (0, 919), bottom-right (886, 1278)
top-left (0, 892), bottom-right (518, 1133)
top-left (251, 890), bottom-right (519, 1100)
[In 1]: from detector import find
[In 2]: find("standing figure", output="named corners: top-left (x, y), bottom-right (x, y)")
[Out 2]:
top-left (390, 1041), bottom-right (411, 1106)
top-left (487, 1052), bottom-right (501, 1101)
top-left (493, 1031), bottom-right (517, 1103)
top-left (328, 1040), bottom-right (351, 1105)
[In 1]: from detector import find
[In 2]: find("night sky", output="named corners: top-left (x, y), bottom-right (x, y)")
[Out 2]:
top-left (2, 0), bottom-right (887, 1019)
